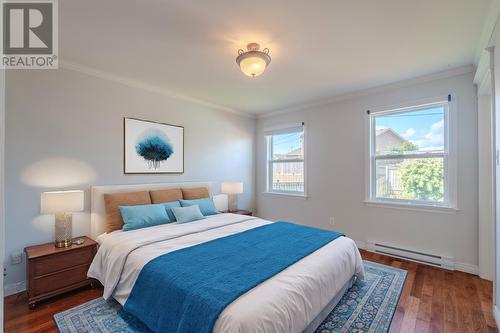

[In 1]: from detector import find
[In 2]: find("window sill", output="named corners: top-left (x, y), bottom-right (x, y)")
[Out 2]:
top-left (363, 200), bottom-right (459, 214)
top-left (263, 192), bottom-right (308, 199)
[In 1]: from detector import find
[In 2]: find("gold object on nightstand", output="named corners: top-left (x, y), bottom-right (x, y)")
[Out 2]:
top-left (54, 212), bottom-right (73, 247)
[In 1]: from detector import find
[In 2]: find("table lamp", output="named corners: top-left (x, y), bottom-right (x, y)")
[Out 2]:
top-left (221, 182), bottom-right (243, 212)
top-left (41, 190), bottom-right (84, 248)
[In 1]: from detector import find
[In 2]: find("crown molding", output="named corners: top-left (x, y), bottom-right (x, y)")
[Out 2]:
top-left (474, 47), bottom-right (492, 85)
top-left (59, 60), bottom-right (256, 119)
top-left (474, 0), bottom-right (500, 65)
top-left (258, 65), bottom-right (474, 119)
top-left (474, 47), bottom-right (493, 96)
top-left (59, 60), bottom-right (473, 121)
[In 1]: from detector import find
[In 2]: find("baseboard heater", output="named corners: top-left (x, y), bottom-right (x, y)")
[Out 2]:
top-left (366, 241), bottom-right (454, 270)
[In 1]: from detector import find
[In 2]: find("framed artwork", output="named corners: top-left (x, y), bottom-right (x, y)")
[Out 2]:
top-left (124, 117), bottom-right (184, 174)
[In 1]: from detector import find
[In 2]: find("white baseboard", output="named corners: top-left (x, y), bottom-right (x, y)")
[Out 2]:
top-left (354, 239), bottom-right (367, 250)
top-left (494, 305), bottom-right (500, 329)
top-left (454, 262), bottom-right (479, 275)
top-left (4, 280), bottom-right (26, 296)
top-left (354, 239), bottom-right (479, 275)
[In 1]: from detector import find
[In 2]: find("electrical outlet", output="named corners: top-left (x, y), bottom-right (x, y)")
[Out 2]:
top-left (329, 217), bottom-right (335, 226)
top-left (11, 252), bottom-right (22, 265)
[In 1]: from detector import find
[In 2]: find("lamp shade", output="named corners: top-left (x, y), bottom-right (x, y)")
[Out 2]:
top-left (239, 56), bottom-right (268, 77)
top-left (236, 43), bottom-right (271, 77)
top-left (221, 182), bottom-right (243, 195)
top-left (41, 190), bottom-right (84, 214)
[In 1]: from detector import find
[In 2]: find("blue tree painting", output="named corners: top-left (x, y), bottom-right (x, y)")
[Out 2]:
top-left (135, 129), bottom-right (174, 169)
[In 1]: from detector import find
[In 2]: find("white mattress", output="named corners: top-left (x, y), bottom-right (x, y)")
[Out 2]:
top-left (88, 213), bottom-right (365, 333)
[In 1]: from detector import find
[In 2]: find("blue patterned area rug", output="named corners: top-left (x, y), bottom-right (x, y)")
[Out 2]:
top-left (54, 261), bottom-right (406, 333)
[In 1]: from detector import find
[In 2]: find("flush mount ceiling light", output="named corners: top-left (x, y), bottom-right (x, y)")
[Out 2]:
top-left (236, 43), bottom-right (271, 77)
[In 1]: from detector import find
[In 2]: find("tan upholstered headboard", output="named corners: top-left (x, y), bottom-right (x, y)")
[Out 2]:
top-left (90, 182), bottom-right (213, 239)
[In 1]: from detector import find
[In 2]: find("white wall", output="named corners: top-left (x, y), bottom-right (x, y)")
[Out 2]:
top-left (4, 68), bottom-right (256, 291)
top-left (493, 34), bottom-right (500, 322)
top-left (477, 3), bottom-right (500, 323)
top-left (478, 91), bottom-right (495, 281)
top-left (256, 71), bottom-right (479, 270)
top-left (0, 68), bottom-right (5, 330)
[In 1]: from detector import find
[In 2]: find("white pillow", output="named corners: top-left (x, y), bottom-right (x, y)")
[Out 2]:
top-left (171, 205), bottom-right (205, 223)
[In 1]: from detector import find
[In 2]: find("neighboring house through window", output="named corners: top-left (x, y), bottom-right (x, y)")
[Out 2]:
top-left (265, 123), bottom-right (305, 196)
top-left (367, 96), bottom-right (456, 209)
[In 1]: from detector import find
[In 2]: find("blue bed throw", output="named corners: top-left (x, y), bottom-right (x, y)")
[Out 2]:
top-left (123, 222), bottom-right (344, 333)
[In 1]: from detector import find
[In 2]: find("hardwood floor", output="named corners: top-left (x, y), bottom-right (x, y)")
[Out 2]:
top-left (361, 251), bottom-right (498, 333)
top-left (3, 251), bottom-right (497, 333)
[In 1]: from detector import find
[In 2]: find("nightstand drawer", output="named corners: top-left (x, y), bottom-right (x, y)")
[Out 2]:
top-left (32, 247), bottom-right (94, 276)
top-left (32, 264), bottom-right (90, 296)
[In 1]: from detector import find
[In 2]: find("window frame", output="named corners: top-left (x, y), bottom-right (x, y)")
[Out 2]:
top-left (365, 96), bottom-right (458, 211)
top-left (265, 124), bottom-right (307, 197)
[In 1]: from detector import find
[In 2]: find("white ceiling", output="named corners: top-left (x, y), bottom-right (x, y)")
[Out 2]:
top-left (60, 0), bottom-right (491, 115)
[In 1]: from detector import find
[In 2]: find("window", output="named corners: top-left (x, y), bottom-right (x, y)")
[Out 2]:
top-left (266, 124), bottom-right (305, 196)
top-left (368, 99), bottom-right (455, 208)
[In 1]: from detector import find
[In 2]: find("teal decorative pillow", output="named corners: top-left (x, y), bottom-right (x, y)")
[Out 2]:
top-left (119, 204), bottom-right (171, 231)
top-left (162, 200), bottom-right (181, 221)
top-left (171, 205), bottom-right (205, 223)
top-left (180, 198), bottom-right (219, 216)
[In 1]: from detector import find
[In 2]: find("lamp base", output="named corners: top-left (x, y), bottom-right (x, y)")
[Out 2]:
top-left (54, 212), bottom-right (73, 248)
top-left (54, 239), bottom-right (72, 248)
top-left (228, 194), bottom-right (239, 212)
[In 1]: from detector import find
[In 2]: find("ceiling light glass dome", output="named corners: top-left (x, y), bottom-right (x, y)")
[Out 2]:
top-left (236, 43), bottom-right (271, 77)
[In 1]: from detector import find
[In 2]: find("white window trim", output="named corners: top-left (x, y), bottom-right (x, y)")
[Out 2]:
top-left (262, 191), bottom-right (309, 199)
top-left (364, 95), bottom-right (458, 211)
top-left (363, 199), bottom-right (459, 214)
top-left (265, 123), bottom-right (307, 197)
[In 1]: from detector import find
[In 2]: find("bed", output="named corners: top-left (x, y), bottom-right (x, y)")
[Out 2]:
top-left (87, 182), bottom-right (365, 333)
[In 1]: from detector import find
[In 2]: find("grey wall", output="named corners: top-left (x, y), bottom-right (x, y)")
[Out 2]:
top-left (493, 23), bottom-right (500, 317)
top-left (4, 68), bottom-right (256, 288)
top-left (1, 68), bottom-right (5, 329)
top-left (256, 71), bottom-right (479, 269)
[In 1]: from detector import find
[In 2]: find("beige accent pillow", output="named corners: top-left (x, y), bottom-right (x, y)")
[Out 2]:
top-left (181, 187), bottom-right (209, 200)
top-left (150, 188), bottom-right (183, 204)
top-left (104, 191), bottom-right (151, 232)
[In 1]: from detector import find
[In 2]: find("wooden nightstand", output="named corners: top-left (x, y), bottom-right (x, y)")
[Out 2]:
top-left (24, 236), bottom-right (97, 309)
top-left (229, 209), bottom-right (253, 216)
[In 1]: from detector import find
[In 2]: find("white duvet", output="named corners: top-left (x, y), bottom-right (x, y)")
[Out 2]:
top-left (88, 213), bottom-right (365, 333)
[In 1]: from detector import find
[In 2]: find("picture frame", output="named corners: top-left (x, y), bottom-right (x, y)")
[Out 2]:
top-left (124, 117), bottom-right (184, 174)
